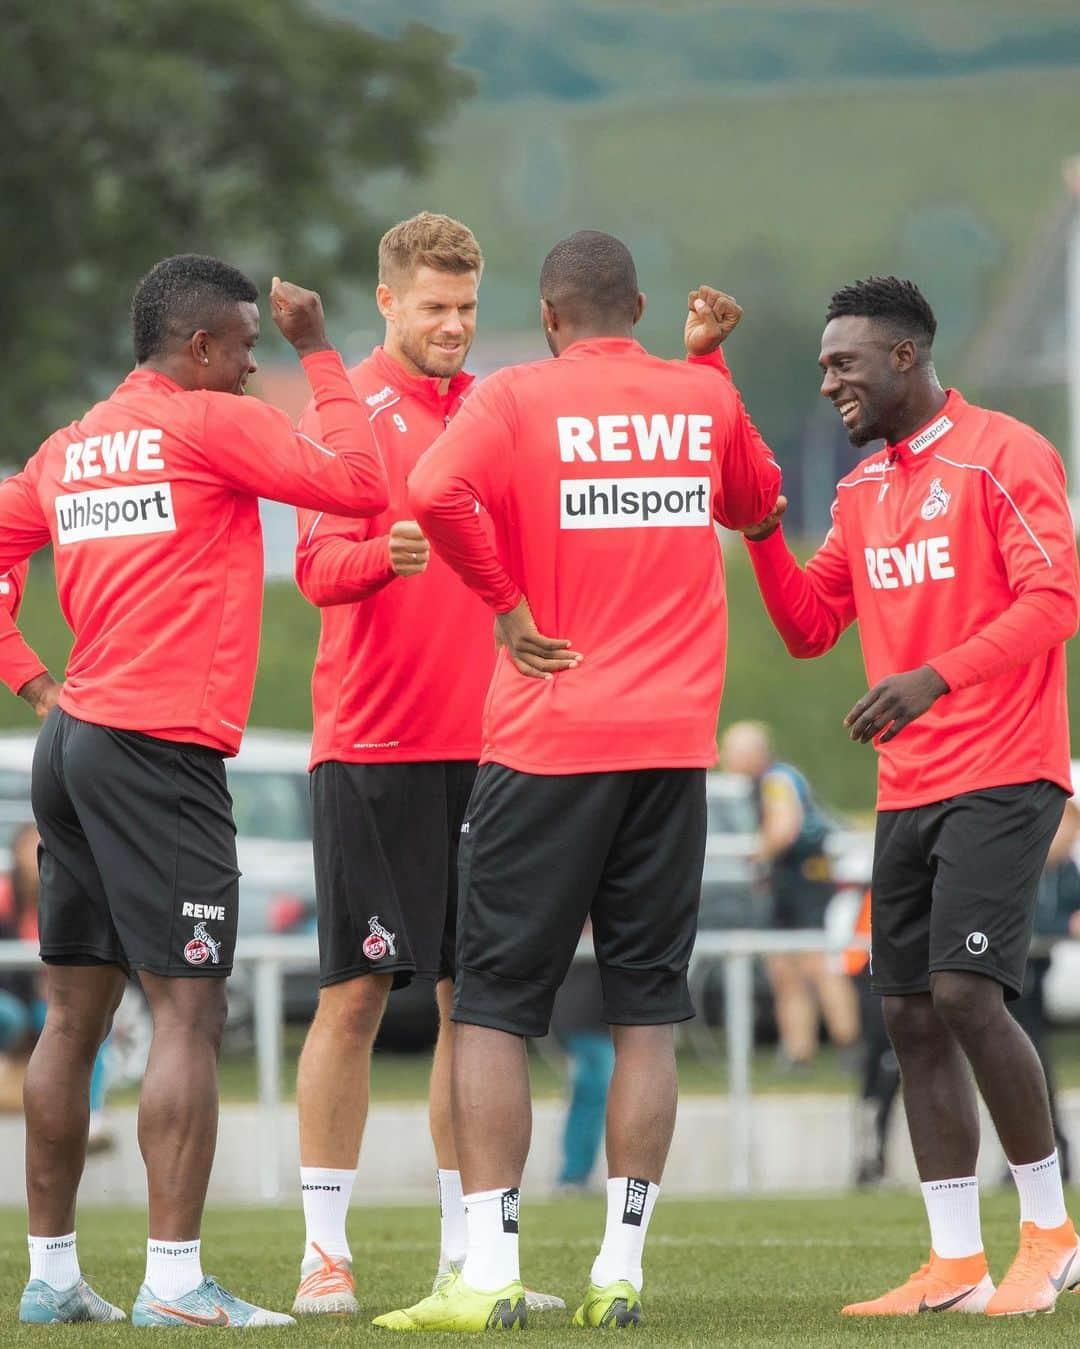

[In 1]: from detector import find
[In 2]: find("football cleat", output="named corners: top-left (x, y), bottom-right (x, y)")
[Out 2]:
top-left (841, 1250), bottom-right (993, 1316)
top-left (572, 1279), bottom-right (642, 1328)
top-left (132, 1275), bottom-right (295, 1328)
top-left (19, 1277), bottom-right (125, 1324)
top-left (373, 1269), bottom-right (526, 1331)
top-left (432, 1264), bottom-right (564, 1313)
top-left (986, 1219), bottom-right (1080, 1316)
top-left (293, 1244), bottom-right (358, 1316)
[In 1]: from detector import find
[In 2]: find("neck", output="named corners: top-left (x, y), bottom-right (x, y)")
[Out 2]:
top-left (885, 372), bottom-right (948, 445)
top-left (139, 356), bottom-right (195, 390)
top-left (557, 322), bottom-right (635, 353)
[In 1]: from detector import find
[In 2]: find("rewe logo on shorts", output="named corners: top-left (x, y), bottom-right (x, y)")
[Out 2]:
top-left (966, 931), bottom-right (989, 956)
top-left (56, 483), bottom-right (176, 546)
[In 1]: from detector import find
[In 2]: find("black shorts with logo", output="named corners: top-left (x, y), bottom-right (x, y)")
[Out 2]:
top-left (311, 760), bottom-right (477, 989)
top-left (453, 764), bottom-right (706, 1038)
top-left (32, 708), bottom-right (239, 977)
top-left (870, 780), bottom-right (1067, 1001)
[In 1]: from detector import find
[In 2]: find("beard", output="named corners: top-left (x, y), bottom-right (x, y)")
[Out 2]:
top-left (397, 330), bottom-right (469, 380)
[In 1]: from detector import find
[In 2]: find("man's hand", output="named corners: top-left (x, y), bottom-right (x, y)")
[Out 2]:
top-left (495, 597), bottom-right (582, 680)
top-left (388, 520), bottom-right (430, 578)
top-left (18, 672), bottom-right (60, 720)
top-left (844, 666), bottom-right (949, 744)
top-left (741, 495), bottom-right (788, 542)
top-left (684, 285), bottom-right (743, 357)
top-left (270, 277), bottom-right (332, 358)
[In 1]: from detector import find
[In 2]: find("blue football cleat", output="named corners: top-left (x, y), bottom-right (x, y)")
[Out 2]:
top-left (19, 1277), bottom-right (125, 1324)
top-left (132, 1274), bottom-right (295, 1328)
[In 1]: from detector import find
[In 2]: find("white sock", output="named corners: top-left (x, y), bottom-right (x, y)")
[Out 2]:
top-left (27, 1233), bottom-right (79, 1290)
top-left (1010, 1151), bottom-right (1069, 1230)
top-left (300, 1167), bottom-right (355, 1274)
top-left (437, 1169), bottom-right (466, 1272)
top-left (461, 1188), bottom-right (520, 1292)
top-left (144, 1238), bottom-right (203, 1300)
top-left (919, 1176), bottom-right (983, 1258)
top-left (591, 1178), bottom-right (660, 1291)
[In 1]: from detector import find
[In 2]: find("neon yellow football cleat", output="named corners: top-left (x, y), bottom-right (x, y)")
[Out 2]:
top-left (572, 1280), bottom-right (642, 1328)
top-left (373, 1270), bottom-right (526, 1331)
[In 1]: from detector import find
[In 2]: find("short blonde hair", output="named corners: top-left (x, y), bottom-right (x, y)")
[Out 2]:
top-left (378, 212), bottom-right (484, 287)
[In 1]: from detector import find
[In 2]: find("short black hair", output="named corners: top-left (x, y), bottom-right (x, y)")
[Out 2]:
top-left (131, 254), bottom-right (258, 363)
top-left (825, 276), bottom-right (937, 349)
top-left (539, 230), bottom-right (639, 326)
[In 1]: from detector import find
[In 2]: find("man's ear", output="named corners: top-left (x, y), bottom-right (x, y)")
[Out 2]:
top-left (540, 297), bottom-right (557, 333)
top-left (376, 282), bottom-right (396, 323)
top-left (633, 292), bottom-right (646, 326)
top-left (893, 337), bottom-right (918, 373)
top-left (191, 330), bottom-right (212, 367)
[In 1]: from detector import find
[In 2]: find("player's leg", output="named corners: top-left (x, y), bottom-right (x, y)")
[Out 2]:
top-left (804, 951), bottom-right (860, 1051)
top-left (764, 953), bottom-right (817, 1065)
top-left (373, 765), bottom-right (613, 1331)
top-left (842, 804), bottom-right (992, 1316)
top-left (20, 708), bottom-right (127, 1325)
top-left (295, 761), bottom-right (423, 1315)
top-left (924, 782), bottom-right (1076, 1316)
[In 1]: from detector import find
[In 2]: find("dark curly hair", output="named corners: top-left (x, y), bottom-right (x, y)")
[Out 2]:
top-left (825, 276), bottom-right (937, 350)
top-left (131, 254), bottom-right (258, 363)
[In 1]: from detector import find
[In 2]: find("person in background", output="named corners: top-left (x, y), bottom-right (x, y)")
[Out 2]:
top-left (720, 721), bottom-right (859, 1069)
top-left (843, 890), bottom-right (901, 1187)
top-left (1007, 796), bottom-right (1080, 1182)
top-left (550, 927), bottom-right (615, 1192)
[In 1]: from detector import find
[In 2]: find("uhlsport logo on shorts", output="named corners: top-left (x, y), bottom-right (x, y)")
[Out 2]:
top-left (966, 931), bottom-right (989, 956)
top-left (55, 482), bottom-right (177, 545)
top-left (183, 921), bottom-right (221, 966)
top-left (363, 915), bottom-right (397, 961)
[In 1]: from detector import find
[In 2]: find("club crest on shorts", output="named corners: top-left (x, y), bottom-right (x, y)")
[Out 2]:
top-left (183, 921), bottom-right (221, 966)
top-left (966, 931), bottom-right (989, 956)
top-left (363, 915), bottom-right (397, 961)
top-left (920, 477), bottom-right (951, 521)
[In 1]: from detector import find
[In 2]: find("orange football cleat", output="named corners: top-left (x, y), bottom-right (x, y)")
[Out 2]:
top-left (292, 1243), bottom-right (358, 1316)
top-left (841, 1250), bottom-right (994, 1316)
top-left (986, 1219), bottom-right (1080, 1316)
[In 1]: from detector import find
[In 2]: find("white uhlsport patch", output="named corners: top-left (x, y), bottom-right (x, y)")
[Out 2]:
top-left (55, 482), bottom-right (176, 545)
top-left (561, 476), bottom-right (710, 529)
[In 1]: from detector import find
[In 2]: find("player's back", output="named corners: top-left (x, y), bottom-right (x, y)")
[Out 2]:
top-left (414, 337), bottom-right (780, 774)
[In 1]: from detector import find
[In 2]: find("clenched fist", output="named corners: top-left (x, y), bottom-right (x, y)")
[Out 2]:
top-left (684, 285), bottom-right (743, 357)
top-left (269, 277), bottom-right (332, 358)
top-left (388, 520), bottom-right (430, 578)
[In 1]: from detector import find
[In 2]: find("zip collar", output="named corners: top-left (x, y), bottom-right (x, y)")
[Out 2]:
top-left (886, 390), bottom-right (966, 463)
top-left (369, 346), bottom-right (474, 415)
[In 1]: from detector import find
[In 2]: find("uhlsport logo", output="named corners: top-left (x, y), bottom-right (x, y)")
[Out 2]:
top-left (501, 1188), bottom-right (520, 1234)
top-left (55, 483), bottom-right (177, 545)
top-left (920, 477), bottom-right (951, 521)
top-left (183, 921), bottom-right (221, 966)
top-left (363, 915), bottom-right (397, 961)
top-left (966, 931), bottom-right (989, 956)
top-left (623, 1178), bottom-right (650, 1226)
top-left (907, 415), bottom-right (953, 455)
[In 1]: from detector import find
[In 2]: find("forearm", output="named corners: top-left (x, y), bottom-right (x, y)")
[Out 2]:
top-left (0, 615), bottom-right (48, 698)
top-left (745, 529), bottom-right (847, 658)
top-left (296, 535), bottom-right (396, 607)
top-left (411, 484), bottom-right (519, 613)
top-left (928, 587), bottom-right (1080, 692)
top-left (295, 350), bottom-right (389, 515)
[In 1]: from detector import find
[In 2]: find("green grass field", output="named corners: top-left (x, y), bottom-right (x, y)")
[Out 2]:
top-left (4, 1192), bottom-right (1080, 1344)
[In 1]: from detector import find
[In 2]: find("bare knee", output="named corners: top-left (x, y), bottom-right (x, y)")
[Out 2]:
top-left (930, 971), bottom-right (1003, 1042)
top-left (141, 974), bottom-right (228, 1053)
top-left (314, 975), bottom-right (390, 1044)
top-left (882, 993), bottom-right (948, 1060)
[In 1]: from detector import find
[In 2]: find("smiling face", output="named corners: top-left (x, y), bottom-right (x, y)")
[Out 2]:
top-left (378, 265), bottom-right (479, 381)
top-left (818, 315), bottom-right (914, 448)
top-left (198, 301), bottom-right (260, 395)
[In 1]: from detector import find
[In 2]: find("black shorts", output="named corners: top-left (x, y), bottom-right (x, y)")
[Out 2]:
top-left (453, 764), bottom-right (706, 1038)
top-left (32, 708), bottom-right (239, 977)
top-left (311, 760), bottom-right (477, 989)
top-left (870, 780), bottom-right (1067, 1001)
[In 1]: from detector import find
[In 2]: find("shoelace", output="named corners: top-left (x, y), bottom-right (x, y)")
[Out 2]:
top-left (297, 1244), bottom-right (353, 1296)
top-left (1000, 1233), bottom-right (1061, 1288)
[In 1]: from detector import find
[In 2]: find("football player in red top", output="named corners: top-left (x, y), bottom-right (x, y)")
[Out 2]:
top-left (0, 256), bottom-right (387, 1328)
top-left (741, 277), bottom-right (1080, 1317)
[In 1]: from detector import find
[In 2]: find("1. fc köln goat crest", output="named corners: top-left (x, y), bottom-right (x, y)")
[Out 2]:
top-left (183, 921), bottom-right (221, 966)
top-left (920, 477), bottom-right (951, 521)
top-left (363, 915), bottom-right (397, 961)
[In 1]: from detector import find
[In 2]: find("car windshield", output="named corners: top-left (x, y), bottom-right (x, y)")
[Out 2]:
top-left (228, 770), bottom-right (312, 843)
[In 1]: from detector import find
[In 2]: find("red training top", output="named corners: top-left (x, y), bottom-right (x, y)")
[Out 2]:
top-left (408, 339), bottom-right (782, 774)
top-left (296, 347), bottom-right (494, 768)
top-left (745, 390), bottom-right (1079, 809)
top-left (0, 351), bottom-right (388, 754)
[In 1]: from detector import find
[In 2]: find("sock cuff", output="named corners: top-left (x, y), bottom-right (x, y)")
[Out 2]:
top-left (438, 1169), bottom-right (462, 1184)
top-left (28, 1233), bottom-right (76, 1249)
top-left (147, 1239), bottom-right (201, 1257)
top-left (301, 1167), bottom-right (356, 1191)
top-left (1009, 1152), bottom-right (1058, 1176)
top-left (463, 1187), bottom-right (514, 1206)
top-left (920, 1176), bottom-right (978, 1193)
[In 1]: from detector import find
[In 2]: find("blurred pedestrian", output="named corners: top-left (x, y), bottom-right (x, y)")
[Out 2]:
top-left (720, 720), bottom-right (859, 1068)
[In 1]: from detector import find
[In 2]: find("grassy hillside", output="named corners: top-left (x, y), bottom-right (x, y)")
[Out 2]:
top-left (10, 543), bottom-right (1077, 814)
